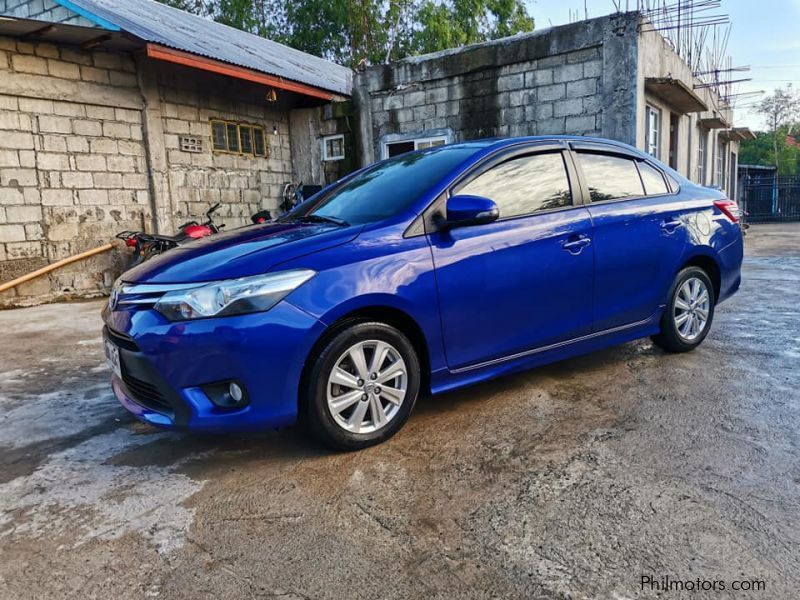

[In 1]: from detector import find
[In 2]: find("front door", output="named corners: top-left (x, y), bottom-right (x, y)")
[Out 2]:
top-left (428, 150), bottom-right (594, 370)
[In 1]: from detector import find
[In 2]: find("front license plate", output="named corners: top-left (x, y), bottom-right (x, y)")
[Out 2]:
top-left (105, 340), bottom-right (122, 378)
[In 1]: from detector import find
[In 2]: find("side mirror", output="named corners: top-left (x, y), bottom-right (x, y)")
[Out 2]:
top-left (443, 194), bottom-right (499, 229)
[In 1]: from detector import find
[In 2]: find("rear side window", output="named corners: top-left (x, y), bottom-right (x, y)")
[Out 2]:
top-left (638, 161), bottom-right (670, 195)
top-left (578, 153), bottom-right (644, 202)
top-left (459, 152), bottom-right (572, 218)
top-left (666, 172), bottom-right (680, 192)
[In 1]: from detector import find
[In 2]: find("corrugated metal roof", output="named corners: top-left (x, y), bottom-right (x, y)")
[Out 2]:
top-left (53, 0), bottom-right (352, 96)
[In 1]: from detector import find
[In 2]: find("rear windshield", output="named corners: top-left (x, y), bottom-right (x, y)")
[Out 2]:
top-left (288, 147), bottom-right (475, 225)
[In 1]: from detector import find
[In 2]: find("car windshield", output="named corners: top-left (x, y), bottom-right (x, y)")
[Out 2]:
top-left (284, 147), bottom-right (475, 225)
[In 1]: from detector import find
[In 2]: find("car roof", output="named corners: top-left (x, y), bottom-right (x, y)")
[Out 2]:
top-left (441, 136), bottom-right (689, 186)
top-left (481, 135), bottom-right (641, 153)
top-left (442, 135), bottom-right (648, 159)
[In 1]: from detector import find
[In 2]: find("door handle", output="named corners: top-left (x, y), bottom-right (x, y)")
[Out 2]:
top-left (661, 218), bottom-right (684, 232)
top-left (561, 236), bottom-right (591, 254)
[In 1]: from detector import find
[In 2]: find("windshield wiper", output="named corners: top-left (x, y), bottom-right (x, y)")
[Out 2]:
top-left (289, 214), bottom-right (350, 227)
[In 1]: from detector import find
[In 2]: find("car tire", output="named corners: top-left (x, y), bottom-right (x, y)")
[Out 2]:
top-left (303, 321), bottom-right (420, 450)
top-left (651, 266), bottom-right (716, 353)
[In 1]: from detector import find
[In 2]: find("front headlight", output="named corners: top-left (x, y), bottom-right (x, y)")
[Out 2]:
top-left (154, 269), bottom-right (315, 321)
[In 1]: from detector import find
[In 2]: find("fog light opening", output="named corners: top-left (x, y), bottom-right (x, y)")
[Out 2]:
top-left (203, 380), bottom-right (249, 409)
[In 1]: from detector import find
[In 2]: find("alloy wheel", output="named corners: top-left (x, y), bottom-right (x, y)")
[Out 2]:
top-left (673, 276), bottom-right (710, 342)
top-left (326, 340), bottom-right (408, 434)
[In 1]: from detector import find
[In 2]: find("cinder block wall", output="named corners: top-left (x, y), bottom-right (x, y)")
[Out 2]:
top-left (355, 13), bottom-right (639, 163)
top-left (153, 63), bottom-right (292, 229)
top-left (0, 36), bottom-right (149, 305)
top-left (0, 36), bottom-right (294, 307)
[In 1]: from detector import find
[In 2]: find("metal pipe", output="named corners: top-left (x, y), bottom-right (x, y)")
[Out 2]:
top-left (0, 243), bottom-right (115, 294)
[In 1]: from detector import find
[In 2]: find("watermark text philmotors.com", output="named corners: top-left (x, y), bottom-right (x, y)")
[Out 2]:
top-left (641, 575), bottom-right (766, 593)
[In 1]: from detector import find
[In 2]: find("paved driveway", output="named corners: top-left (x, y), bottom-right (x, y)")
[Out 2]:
top-left (1, 224), bottom-right (798, 599)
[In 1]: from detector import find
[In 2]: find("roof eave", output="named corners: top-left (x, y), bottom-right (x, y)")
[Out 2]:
top-left (53, 0), bottom-right (350, 98)
top-left (733, 127), bottom-right (757, 141)
top-left (146, 43), bottom-right (341, 101)
top-left (644, 77), bottom-right (708, 113)
top-left (698, 115), bottom-right (732, 129)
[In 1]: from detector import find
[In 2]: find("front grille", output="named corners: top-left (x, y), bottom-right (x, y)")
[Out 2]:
top-left (121, 370), bottom-right (173, 415)
top-left (105, 326), bottom-right (173, 416)
top-left (104, 326), bottom-right (139, 352)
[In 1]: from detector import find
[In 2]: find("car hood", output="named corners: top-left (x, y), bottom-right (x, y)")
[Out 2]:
top-left (122, 221), bottom-right (361, 284)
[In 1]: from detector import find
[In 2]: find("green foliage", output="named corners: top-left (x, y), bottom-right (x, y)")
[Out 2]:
top-left (212, 0), bottom-right (259, 31)
top-left (738, 132), bottom-right (771, 167)
top-left (743, 86), bottom-right (800, 175)
top-left (740, 129), bottom-right (800, 176)
top-left (157, 0), bottom-right (211, 15)
top-left (280, 0), bottom-right (389, 66)
top-left (155, 0), bottom-right (534, 67)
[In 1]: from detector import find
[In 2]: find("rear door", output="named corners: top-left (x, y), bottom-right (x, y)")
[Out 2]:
top-left (428, 146), bottom-right (594, 370)
top-left (572, 144), bottom-right (688, 332)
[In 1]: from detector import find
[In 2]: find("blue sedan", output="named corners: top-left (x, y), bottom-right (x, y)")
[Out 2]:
top-left (102, 136), bottom-right (743, 449)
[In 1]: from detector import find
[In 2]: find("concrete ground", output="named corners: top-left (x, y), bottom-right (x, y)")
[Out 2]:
top-left (0, 224), bottom-right (798, 600)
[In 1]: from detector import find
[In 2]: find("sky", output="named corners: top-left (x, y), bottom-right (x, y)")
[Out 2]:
top-left (526, 0), bottom-right (800, 130)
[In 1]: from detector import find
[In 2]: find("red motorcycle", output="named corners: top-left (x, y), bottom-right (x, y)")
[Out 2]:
top-left (117, 203), bottom-right (226, 267)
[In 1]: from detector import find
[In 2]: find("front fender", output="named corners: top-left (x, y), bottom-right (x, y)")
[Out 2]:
top-left (282, 227), bottom-right (448, 374)
top-left (314, 292), bottom-right (423, 327)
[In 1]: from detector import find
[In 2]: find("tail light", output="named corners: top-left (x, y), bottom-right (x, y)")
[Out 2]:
top-left (713, 199), bottom-right (740, 223)
top-left (125, 238), bottom-right (138, 247)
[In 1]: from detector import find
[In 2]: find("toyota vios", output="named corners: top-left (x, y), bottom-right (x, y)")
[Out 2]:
top-left (103, 137), bottom-right (743, 449)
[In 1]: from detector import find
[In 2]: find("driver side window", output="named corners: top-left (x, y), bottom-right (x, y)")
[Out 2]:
top-left (459, 152), bottom-right (572, 219)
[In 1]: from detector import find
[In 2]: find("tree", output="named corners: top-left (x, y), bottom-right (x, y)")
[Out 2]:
top-left (156, 0), bottom-right (534, 68)
top-left (755, 86), bottom-right (800, 173)
top-left (278, 0), bottom-right (390, 66)
top-left (739, 130), bottom-right (800, 176)
top-left (157, 0), bottom-right (211, 15)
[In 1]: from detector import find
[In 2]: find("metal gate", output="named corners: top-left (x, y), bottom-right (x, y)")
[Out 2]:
top-left (741, 176), bottom-right (800, 223)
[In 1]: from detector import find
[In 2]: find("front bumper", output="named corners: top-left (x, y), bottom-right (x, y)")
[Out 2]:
top-left (103, 300), bottom-right (325, 433)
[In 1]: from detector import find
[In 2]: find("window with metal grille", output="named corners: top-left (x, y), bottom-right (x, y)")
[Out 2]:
top-left (211, 121), bottom-right (227, 151)
top-left (253, 128), bottom-right (266, 157)
top-left (210, 119), bottom-right (268, 157)
top-left (322, 134), bottom-right (345, 161)
top-left (239, 126), bottom-right (253, 154)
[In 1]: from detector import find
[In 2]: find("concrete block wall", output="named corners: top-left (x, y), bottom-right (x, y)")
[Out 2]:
top-left (369, 48), bottom-right (604, 144)
top-left (154, 64), bottom-right (293, 228)
top-left (356, 13), bottom-right (639, 163)
top-left (319, 100), bottom-right (356, 184)
top-left (288, 100), bottom-right (355, 190)
top-left (0, 35), bottom-right (148, 305)
top-left (0, 38), bottom-right (299, 307)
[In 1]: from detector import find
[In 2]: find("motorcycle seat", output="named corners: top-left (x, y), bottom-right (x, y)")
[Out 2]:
top-left (140, 232), bottom-right (186, 243)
